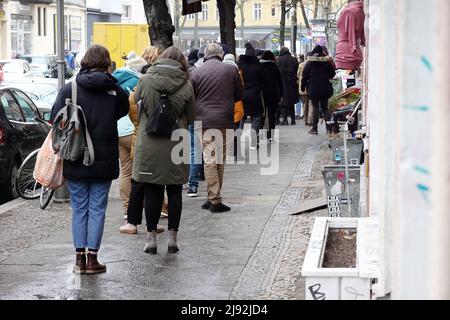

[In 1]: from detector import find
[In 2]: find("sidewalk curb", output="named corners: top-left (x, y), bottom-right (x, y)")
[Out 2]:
top-left (0, 198), bottom-right (28, 216)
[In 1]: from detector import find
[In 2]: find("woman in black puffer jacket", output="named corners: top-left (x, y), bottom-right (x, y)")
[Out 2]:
top-left (238, 43), bottom-right (264, 149)
top-left (301, 45), bottom-right (336, 135)
top-left (51, 45), bottom-right (129, 275)
top-left (260, 50), bottom-right (283, 142)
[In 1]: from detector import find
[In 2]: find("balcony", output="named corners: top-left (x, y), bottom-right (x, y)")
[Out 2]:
top-left (19, 0), bottom-right (53, 4)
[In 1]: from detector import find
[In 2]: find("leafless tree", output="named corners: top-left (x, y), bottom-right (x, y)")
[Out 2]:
top-left (142, 0), bottom-right (175, 50)
top-left (217, 0), bottom-right (237, 55)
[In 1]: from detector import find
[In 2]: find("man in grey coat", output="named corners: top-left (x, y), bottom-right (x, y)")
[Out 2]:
top-left (191, 43), bottom-right (244, 213)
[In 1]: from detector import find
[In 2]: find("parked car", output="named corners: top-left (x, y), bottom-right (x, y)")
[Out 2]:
top-left (0, 86), bottom-right (50, 202)
top-left (0, 60), bottom-right (33, 80)
top-left (19, 54), bottom-right (57, 78)
top-left (1, 80), bottom-right (58, 121)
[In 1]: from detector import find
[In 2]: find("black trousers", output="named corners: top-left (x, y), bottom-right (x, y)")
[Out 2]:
top-left (144, 184), bottom-right (182, 232)
top-left (311, 98), bottom-right (331, 131)
top-left (127, 180), bottom-right (145, 226)
top-left (261, 104), bottom-right (277, 140)
top-left (282, 104), bottom-right (296, 122)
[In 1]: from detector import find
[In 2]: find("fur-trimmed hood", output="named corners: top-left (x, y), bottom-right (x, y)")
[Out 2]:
top-left (307, 56), bottom-right (331, 63)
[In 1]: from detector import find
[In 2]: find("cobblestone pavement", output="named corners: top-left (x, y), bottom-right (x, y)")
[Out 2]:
top-left (0, 200), bottom-right (71, 264)
top-left (230, 139), bottom-right (332, 300)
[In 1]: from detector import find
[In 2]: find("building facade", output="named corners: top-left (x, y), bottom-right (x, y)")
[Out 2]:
top-left (0, 0), bottom-right (86, 59)
top-left (121, 0), bottom-right (146, 24)
top-left (86, 0), bottom-right (122, 46)
top-left (177, 0), bottom-right (347, 53)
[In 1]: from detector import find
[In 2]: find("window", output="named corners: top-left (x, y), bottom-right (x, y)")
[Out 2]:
top-left (13, 91), bottom-right (38, 122)
top-left (187, 13), bottom-right (195, 21)
top-left (123, 5), bottom-right (131, 19)
top-left (69, 16), bottom-right (82, 51)
top-left (43, 8), bottom-right (47, 36)
top-left (253, 3), bottom-right (262, 20)
top-left (0, 92), bottom-right (24, 122)
top-left (271, 5), bottom-right (276, 17)
top-left (38, 7), bottom-right (41, 36)
top-left (201, 3), bottom-right (208, 21)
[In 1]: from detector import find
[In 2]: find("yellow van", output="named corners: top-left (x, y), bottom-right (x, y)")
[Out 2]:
top-left (93, 23), bottom-right (150, 69)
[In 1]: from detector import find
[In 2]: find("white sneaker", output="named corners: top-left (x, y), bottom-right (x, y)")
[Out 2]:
top-left (119, 223), bottom-right (138, 234)
top-left (160, 211), bottom-right (168, 218)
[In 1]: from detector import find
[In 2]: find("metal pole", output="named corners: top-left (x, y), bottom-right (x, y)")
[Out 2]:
top-left (54, 0), bottom-right (69, 203)
top-left (291, 3), bottom-right (297, 54)
top-left (343, 122), bottom-right (352, 216)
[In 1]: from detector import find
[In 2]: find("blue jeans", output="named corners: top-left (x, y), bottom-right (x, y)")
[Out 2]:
top-left (189, 124), bottom-right (204, 189)
top-left (68, 180), bottom-right (112, 250)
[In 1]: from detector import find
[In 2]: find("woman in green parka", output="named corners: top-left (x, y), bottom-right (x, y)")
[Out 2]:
top-left (133, 46), bottom-right (196, 254)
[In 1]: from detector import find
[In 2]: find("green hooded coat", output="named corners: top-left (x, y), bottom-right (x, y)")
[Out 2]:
top-left (132, 58), bottom-right (195, 185)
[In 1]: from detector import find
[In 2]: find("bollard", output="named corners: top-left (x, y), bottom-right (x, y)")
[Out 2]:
top-left (54, 181), bottom-right (70, 203)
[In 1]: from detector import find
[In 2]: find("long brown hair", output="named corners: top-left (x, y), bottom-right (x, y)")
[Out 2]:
top-left (158, 46), bottom-right (189, 74)
top-left (81, 44), bottom-right (111, 71)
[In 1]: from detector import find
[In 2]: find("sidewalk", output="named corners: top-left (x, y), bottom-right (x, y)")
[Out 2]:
top-left (0, 124), bottom-right (331, 300)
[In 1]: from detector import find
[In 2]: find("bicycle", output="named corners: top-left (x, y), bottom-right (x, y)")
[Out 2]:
top-left (15, 118), bottom-right (55, 210)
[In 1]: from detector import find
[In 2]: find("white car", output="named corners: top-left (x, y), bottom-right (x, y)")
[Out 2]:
top-left (0, 59), bottom-right (33, 80)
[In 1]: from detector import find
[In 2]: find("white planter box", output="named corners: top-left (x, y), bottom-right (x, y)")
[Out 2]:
top-left (301, 217), bottom-right (379, 300)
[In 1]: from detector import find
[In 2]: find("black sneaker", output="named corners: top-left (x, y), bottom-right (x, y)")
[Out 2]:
top-left (309, 128), bottom-right (319, 135)
top-left (187, 187), bottom-right (198, 197)
top-left (201, 201), bottom-right (212, 210)
top-left (210, 203), bottom-right (231, 213)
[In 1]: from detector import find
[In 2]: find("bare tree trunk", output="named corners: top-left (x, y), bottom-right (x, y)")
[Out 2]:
top-left (217, 0), bottom-right (237, 56)
top-left (238, 1), bottom-right (246, 49)
top-left (174, 0), bottom-right (181, 47)
top-left (298, 0), bottom-right (310, 30)
top-left (291, 2), bottom-right (297, 54)
top-left (313, 0), bottom-right (319, 18)
top-left (280, 0), bottom-right (286, 47)
top-left (194, 13), bottom-right (199, 48)
top-left (142, 0), bottom-right (175, 50)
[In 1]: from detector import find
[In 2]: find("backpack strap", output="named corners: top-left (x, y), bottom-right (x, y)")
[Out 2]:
top-left (77, 105), bottom-right (95, 166)
top-left (71, 80), bottom-right (77, 105)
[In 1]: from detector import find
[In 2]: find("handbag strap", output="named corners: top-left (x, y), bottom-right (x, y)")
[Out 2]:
top-left (71, 80), bottom-right (94, 166)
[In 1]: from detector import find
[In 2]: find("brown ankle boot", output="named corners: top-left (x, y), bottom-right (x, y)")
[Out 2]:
top-left (73, 252), bottom-right (86, 274)
top-left (86, 252), bottom-right (106, 274)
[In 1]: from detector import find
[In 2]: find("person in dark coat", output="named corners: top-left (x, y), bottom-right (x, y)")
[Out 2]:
top-left (260, 50), bottom-right (283, 142)
top-left (51, 45), bottom-right (129, 275)
top-left (277, 47), bottom-right (299, 125)
top-left (301, 45), bottom-right (336, 135)
top-left (238, 43), bottom-right (264, 149)
top-left (187, 48), bottom-right (199, 72)
top-left (191, 43), bottom-right (243, 213)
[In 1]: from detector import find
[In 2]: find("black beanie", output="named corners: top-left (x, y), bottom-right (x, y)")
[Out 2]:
top-left (311, 45), bottom-right (324, 57)
top-left (188, 49), bottom-right (199, 62)
top-left (261, 50), bottom-right (276, 61)
top-left (245, 43), bottom-right (256, 56)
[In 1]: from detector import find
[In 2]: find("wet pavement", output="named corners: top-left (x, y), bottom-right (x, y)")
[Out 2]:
top-left (0, 124), bottom-right (331, 300)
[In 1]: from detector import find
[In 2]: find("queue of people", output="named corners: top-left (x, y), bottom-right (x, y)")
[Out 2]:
top-left (51, 41), bottom-right (336, 275)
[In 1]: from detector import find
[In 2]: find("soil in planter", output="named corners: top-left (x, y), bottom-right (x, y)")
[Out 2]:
top-left (322, 228), bottom-right (357, 268)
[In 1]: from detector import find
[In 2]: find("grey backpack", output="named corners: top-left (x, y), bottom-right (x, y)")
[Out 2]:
top-left (52, 80), bottom-right (95, 166)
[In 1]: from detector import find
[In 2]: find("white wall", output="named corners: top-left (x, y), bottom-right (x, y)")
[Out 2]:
top-left (31, 4), bottom-right (87, 54)
top-left (430, 0), bottom-right (450, 300)
top-left (366, 0), bottom-right (446, 299)
top-left (122, 0), bottom-right (146, 24)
